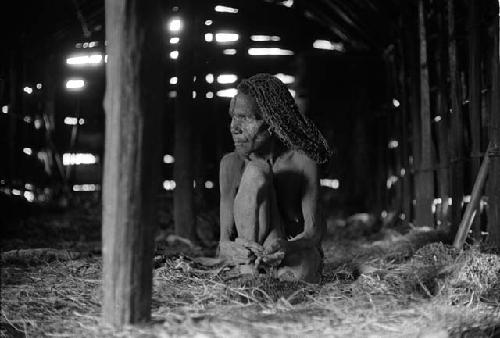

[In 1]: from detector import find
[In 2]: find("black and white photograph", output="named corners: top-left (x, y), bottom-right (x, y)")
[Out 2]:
top-left (1, 0), bottom-right (500, 336)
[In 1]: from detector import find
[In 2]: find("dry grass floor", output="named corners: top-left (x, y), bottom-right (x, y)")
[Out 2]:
top-left (1, 215), bottom-right (500, 337)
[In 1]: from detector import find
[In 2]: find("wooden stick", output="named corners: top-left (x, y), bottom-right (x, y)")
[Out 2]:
top-left (453, 144), bottom-right (491, 249)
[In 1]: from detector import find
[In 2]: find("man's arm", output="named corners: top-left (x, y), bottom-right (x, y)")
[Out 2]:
top-left (288, 154), bottom-right (325, 251)
top-left (219, 153), bottom-right (242, 242)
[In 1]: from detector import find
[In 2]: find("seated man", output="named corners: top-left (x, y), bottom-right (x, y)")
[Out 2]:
top-left (218, 74), bottom-right (332, 283)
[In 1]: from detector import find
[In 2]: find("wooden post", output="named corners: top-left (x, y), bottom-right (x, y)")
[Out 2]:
top-left (397, 17), bottom-right (412, 225)
top-left (448, 0), bottom-right (465, 236)
top-left (435, 1), bottom-right (450, 231)
top-left (467, 0), bottom-right (482, 241)
top-left (487, 0), bottom-right (500, 247)
top-left (102, 0), bottom-right (163, 326)
top-left (173, 1), bottom-right (197, 241)
top-left (406, 9), bottom-right (421, 225)
top-left (415, 0), bottom-right (435, 227)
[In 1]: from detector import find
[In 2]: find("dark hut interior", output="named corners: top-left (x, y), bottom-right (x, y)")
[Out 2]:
top-left (1, 0), bottom-right (500, 336)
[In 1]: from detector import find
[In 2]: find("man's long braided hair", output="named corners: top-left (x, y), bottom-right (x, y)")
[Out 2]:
top-left (237, 73), bottom-right (332, 164)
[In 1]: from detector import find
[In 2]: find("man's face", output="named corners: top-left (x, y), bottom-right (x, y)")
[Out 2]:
top-left (229, 93), bottom-right (271, 156)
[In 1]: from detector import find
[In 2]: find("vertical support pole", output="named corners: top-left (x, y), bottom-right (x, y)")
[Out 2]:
top-left (102, 0), bottom-right (163, 326)
top-left (467, 0), bottom-right (482, 241)
top-left (448, 0), bottom-right (465, 236)
top-left (487, 0), bottom-right (500, 247)
top-left (406, 9), bottom-right (421, 225)
top-left (435, 1), bottom-right (450, 231)
top-left (416, 0), bottom-right (435, 227)
top-left (173, 0), bottom-right (196, 241)
top-left (397, 17), bottom-right (412, 226)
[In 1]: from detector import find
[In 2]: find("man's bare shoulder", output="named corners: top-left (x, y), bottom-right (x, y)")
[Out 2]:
top-left (220, 152), bottom-right (245, 185)
top-left (221, 152), bottom-right (244, 166)
top-left (282, 150), bottom-right (316, 170)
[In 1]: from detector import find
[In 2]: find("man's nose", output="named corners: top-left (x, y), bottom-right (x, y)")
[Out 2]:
top-left (230, 119), bottom-right (240, 134)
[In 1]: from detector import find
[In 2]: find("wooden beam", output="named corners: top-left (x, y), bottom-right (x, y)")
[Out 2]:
top-left (487, 1), bottom-right (500, 247)
top-left (415, 0), bottom-right (434, 227)
top-left (102, 0), bottom-right (163, 326)
top-left (448, 0), bottom-right (465, 236)
top-left (467, 0), bottom-right (482, 242)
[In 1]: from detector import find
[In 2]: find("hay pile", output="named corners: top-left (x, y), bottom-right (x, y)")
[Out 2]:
top-left (1, 224), bottom-right (499, 337)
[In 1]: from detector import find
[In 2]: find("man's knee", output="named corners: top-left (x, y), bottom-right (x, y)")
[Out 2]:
top-left (240, 160), bottom-right (272, 191)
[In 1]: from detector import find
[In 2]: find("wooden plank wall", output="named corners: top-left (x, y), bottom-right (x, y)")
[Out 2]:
top-left (385, 0), bottom-right (500, 247)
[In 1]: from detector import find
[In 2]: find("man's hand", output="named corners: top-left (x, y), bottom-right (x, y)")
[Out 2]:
top-left (219, 238), bottom-right (265, 265)
top-left (260, 238), bottom-right (287, 267)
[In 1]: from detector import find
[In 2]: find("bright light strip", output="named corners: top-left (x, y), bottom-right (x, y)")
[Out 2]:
top-left (205, 20), bottom-right (213, 26)
top-left (215, 33), bottom-right (239, 43)
top-left (170, 77), bottom-right (178, 85)
top-left (313, 40), bottom-right (345, 52)
top-left (170, 51), bottom-right (179, 59)
top-left (216, 88), bottom-right (237, 98)
top-left (274, 73), bottom-right (295, 84)
top-left (388, 140), bottom-right (399, 149)
top-left (251, 35), bottom-right (281, 42)
top-left (66, 54), bottom-right (103, 66)
top-left (248, 48), bottom-right (294, 56)
top-left (320, 179), bottom-right (339, 189)
top-left (163, 154), bottom-right (175, 164)
top-left (216, 74), bottom-right (238, 84)
top-left (169, 18), bottom-right (182, 32)
top-left (205, 180), bottom-right (214, 189)
top-left (72, 184), bottom-right (99, 192)
top-left (205, 33), bottom-right (214, 42)
top-left (23, 191), bottom-right (35, 202)
top-left (163, 180), bottom-right (176, 191)
top-left (65, 79), bottom-right (85, 90)
top-left (23, 148), bottom-right (32, 155)
top-left (170, 37), bottom-right (180, 44)
top-left (215, 5), bottom-right (238, 13)
top-left (2, 105), bottom-right (8, 114)
top-left (205, 73), bottom-right (214, 84)
top-left (63, 153), bottom-right (97, 165)
top-left (386, 175), bottom-right (399, 189)
top-left (223, 49), bottom-right (237, 55)
top-left (23, 87), bottom-right (33, 94)
top-left (64, 117), bottom-right (78, 125)
top-left (289, 89), bottom-right (296, 98)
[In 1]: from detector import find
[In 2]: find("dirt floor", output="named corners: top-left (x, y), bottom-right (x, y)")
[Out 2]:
top-left (1, 201), bottom-right (500, 337)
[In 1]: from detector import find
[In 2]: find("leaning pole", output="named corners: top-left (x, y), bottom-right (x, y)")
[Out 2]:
top-left (102, 0), bottom-right (163, 326)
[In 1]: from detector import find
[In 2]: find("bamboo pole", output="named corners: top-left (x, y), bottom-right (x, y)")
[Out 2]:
top-left (453, 144), bottom-right (491, 249)
top-left (397, 17), bottom-right (412, 225)
top-left (435, 1), bottom-right (450, 231)
top-left (448, 0), bottom-right (465, 236)
top-left (487, 0), bottom-right (500, 247)
top-left (415, 0), bottom-right (435, 227)
top-left (467, 0), bottom-right (482, 241)
top-left (102, 0), bottom-right (163, 326)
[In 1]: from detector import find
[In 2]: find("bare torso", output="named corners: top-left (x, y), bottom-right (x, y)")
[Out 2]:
top-left (221, 149), bottom-right (321, 241)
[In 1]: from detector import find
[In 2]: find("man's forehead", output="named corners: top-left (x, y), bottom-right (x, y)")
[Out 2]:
top-left (230, 93), bottom-right (258, 114)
